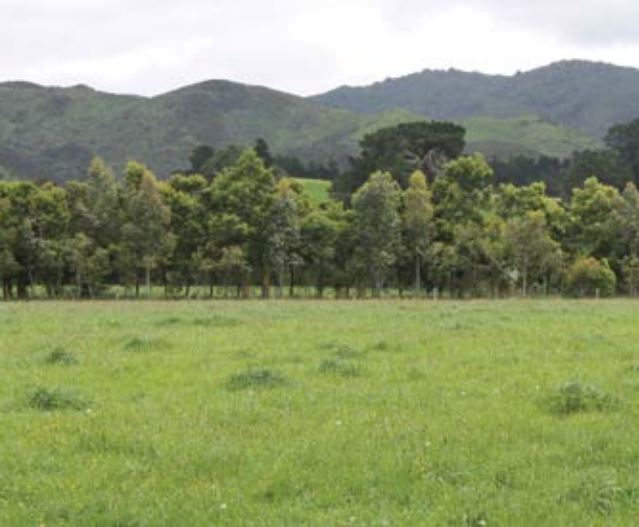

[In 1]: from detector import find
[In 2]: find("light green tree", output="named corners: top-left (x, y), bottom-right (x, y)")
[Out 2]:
top-left (352, 171), bottom-right (401, 296)
top-left (122, 162), bottom-right (173, 296)
top-left (402, 170), bottom-right (434, 295)
top-left (504, 211), bottom-right (562, 296)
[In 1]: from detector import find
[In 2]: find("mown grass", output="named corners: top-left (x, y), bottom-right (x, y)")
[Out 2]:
top-left (1, 299), bottom-right (639, 525)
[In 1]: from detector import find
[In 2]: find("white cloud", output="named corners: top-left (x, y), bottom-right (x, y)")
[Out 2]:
top-left (2, 0), bottom-right (639, 96)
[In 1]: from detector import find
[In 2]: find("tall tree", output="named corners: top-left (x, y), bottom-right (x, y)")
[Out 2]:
top-left (352, 171), bottom-right (401, 296)
top-left (189, 145), bottom-right (215, 174)
top-left (164, 174), bottom-right (208, 296)
top-left (300, 206), bottom-right (341, 298)
top-left (402, 170), bottom-right (434, 295)
top-left (569, 177), bottom-right (622, 259)
top-left (269, 179), bottom-right (302, 297)
top-left (337, 121), bottom-right (465, 198)
top-left (209, 149), bottom-right (276, 297)
top-left (254, 138), bottom-right (274, 169)
top-left (605, 119), bottom-right (639, 184)
top-left (504, 211), bottom-right (562, 296)
top-left (121, 162), bottom-right (173, 296)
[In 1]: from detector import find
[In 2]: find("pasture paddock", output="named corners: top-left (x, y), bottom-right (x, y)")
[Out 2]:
top-left (1, 299), bottom-right (638, 525)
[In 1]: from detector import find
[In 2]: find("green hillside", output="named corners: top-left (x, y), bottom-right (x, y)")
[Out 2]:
top-left (312, 60), bottom-right (639, 138)
top-left (463, 115), bottom-right (601, 159)
top-left (1, 61), bottom-right (632, 182)
top-left (0, 81), bottom-right (367, 181)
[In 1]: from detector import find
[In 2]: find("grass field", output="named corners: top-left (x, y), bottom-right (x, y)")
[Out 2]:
top-left (2, 299), bottom-right (639, 526)
top-left (294, 178), bottom-right (332, 204)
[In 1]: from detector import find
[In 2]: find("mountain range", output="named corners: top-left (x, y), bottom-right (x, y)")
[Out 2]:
top-left (2, 60), bottom-right (638, 182)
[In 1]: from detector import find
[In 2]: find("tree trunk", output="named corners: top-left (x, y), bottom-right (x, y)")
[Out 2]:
top-left (261, 270), bottom-right (271, 299)
top-left (17, 276), bottom-right (28, 299)
top-left (414, 253), bottom-right (422, 297)
top-left (316, 262), bottom-right (325, 299)
top-left (289, 266), bottom-right (295, 298)
top-left (276, 265), bottom-right (284, 299)
top-left (145, 264), bottom-right (151, 297)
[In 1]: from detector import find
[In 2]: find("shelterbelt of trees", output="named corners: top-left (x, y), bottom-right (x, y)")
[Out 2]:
top-left (3, 119), bottom-right (639, 300)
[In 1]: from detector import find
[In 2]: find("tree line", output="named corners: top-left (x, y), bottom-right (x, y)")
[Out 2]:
top-left (2, 120), bottom-right (639, 300)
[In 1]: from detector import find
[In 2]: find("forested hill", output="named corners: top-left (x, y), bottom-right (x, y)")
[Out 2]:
top-left (0, 80), bottom-right (370, 182)
top-left (1, 60), bottom-right (635, 182)
top-left (312, 60), bottom-right (639, 138)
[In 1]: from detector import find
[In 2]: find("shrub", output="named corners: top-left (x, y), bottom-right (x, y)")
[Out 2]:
top-left (226, 369), bottom-right (287, 391)
top-left (28, 387), bottom-right (89, 411)
top-left (566, 257), bottom-right (617, 297)
top-left (545, 381), bottom-right (618, 415)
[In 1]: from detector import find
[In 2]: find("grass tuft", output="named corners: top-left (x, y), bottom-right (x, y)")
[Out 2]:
top-left (191, 315), bottom-right (240, 328)
top-left (544, 381), bottom-right (618, 415)
top-left (320, 342), bottom-right (365, 359)
top-left (123, 336), bottom-right (170, 352)
top-left (226, 368), bottom-right (287, 391)
top-left (561, 471), bottom-right (639, 515)
top-left (369, 340), bottom-right (390, 352)
top-left (318, 358), bottom-right (361, 377)
top-left (28, 387), bottom-right (89, 412)
top-left (45, 347), bottom-right (78, 365)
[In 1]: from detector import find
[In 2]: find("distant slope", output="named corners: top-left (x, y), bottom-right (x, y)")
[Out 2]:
top-left (2, 60), bottom-right (635, 182)
top-left (462, 115), bottom-right (600, 159)
top-left (312, 60), bottom-right (639, 138)
top-left (0, 80), bottom-right (366, 181)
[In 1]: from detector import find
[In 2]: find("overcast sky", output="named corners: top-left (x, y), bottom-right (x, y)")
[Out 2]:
top-left (3, 0), bottom-right (639, 96)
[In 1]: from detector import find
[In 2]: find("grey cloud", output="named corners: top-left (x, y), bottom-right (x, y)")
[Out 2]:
top-left (2, 0), bottom-right (639, 96)
top-left (380, 0), bottom-right (639, 45)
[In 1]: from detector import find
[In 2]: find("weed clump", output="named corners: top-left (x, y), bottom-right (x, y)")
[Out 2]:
top-left (157, 317), bottom-right (183, 326)
top-left (320, 342), bottom-right (365, 359)
top-left (192, 315), bottom-right (240, 328)
top-left (545, 381), bottom-right (618, 415)
top-left (561, 470), bottom-right (638, 515)
top-left (319, 358), bottom-right (361, 377)
top-left (226, 369), bottom-right (287, 391)
top-left (463, 512), bottom-right (489, 527)
top-left (369, 340), bottom-right (390, 352)
top-left (45, 347), bottom-right (78, 365)
top-left (123, 336), bottom-right (170, 352)
top-left (28, 387), bottom-right (89, 412)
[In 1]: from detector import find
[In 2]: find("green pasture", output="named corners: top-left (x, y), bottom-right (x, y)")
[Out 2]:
top-left (1, 300), bottom-right (639, 525)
